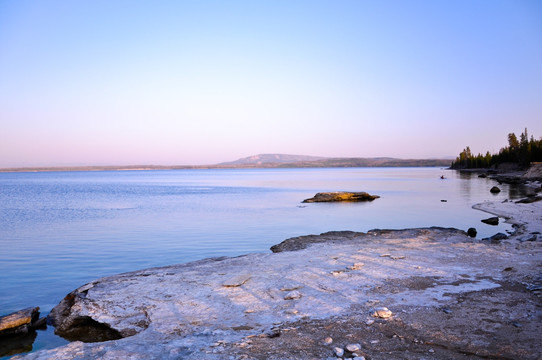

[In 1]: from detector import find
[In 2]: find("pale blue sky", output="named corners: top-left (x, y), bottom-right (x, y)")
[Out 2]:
top-left (1, 0), bottom-right (541, 167)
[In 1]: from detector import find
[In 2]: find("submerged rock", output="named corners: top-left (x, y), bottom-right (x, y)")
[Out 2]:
top-left (302, 192), bottom-right (380, 203)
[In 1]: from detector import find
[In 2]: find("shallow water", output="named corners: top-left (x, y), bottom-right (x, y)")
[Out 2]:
top-left (0, 167), bottom-right (526, 356)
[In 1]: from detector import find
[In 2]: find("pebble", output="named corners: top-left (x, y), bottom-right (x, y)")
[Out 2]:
top-left (323, 337), bottom-right (333, 345)
top-left (348, 263), bottom-right (364, 270)
top-left (284, 290), bottom-right (302, 300)
top-left (353, 357), bottom-right (366, 360)
top-left (346, 343), bottom-right (361, 352)
top-left (334, 347), bottom-right (344, 357)
top-left (371, 307), bottom-right (392, 318)
top-left (365, 319), bottom-right (375, 326)
top-left (429, 348), bottom-right (435, 353)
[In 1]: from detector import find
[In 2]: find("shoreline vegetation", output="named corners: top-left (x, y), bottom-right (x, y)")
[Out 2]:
top-left (0, 156), bottom-right (452, 173)
top-left (451, 128), bottom-right (542, 170)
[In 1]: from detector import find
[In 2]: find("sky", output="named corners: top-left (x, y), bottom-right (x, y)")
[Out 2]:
top-left (1, 0), bottom-right (541, 167)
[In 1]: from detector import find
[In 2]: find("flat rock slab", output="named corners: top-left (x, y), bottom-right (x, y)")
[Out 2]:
top-left (0, 307), bottom-right (42, 337)
top-left (17, 202), bottom-right (542, 360)
top-left (302, 192), bottom-right (380, 203)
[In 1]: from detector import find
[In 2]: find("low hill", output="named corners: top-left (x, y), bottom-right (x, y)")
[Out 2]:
top-left (219, 154), bottom-right (327, 166)
top-left (218, 154), bottom-right (451, 168)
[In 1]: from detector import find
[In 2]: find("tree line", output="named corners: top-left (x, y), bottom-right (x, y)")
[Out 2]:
top-left (451, 128), bottom-right (542, 169)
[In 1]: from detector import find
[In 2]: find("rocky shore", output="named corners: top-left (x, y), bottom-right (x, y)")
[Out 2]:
top-left (14, 196), bottom-right (542, 359)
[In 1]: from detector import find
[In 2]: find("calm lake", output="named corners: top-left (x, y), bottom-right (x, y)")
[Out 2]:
top-left (0, 167), bottom-right (527, 356)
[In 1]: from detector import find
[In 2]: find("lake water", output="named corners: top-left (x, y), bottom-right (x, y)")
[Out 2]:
top-left (0, 167), bottom-right (527, 357)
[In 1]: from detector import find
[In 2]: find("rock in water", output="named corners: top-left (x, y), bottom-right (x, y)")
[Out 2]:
top-left (0, 307), bottom-right (42, 337)
top-left (467, 228), bottom-right (477, 237)
top-left (302, 192), bottom-right (380, 203)
top-left (481, 217), bottom-right (499, 225)
top-left (490, 186), bottom-right (501, 193)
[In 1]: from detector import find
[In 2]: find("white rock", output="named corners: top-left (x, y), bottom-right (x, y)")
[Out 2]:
top-left (334, 347), bottom-right (344, 357)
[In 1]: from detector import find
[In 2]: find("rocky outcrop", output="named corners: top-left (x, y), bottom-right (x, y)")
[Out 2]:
top-left (302, 191), bottom-right (380, 203)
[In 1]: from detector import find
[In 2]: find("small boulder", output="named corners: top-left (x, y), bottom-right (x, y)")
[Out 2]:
top-left (490, 186), bottom-right (501, 193)
top-left (467, 228), bottom-right (477, 238)
top-left (481, 217), bottom-right (499, 226)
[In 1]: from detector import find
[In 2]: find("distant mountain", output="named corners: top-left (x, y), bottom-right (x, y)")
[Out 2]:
top-left (218, 154), bottom-right (452, 168)
top-left (219, 154), bottom-right (328, 166)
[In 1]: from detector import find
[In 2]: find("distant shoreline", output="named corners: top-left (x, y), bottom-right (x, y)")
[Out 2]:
top-left (0, 157), bottom-right (452, 173)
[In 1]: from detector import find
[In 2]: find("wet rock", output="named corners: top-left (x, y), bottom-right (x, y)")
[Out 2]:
top-left (481, 217), bottom-right (499, 225)
top-left (302, 192), bottom-right (380, 203)
top-left (0, 307), bottom-right (44, 337)
top-left (516, 195), bottom-right (542, 204)
top-left (490, 186), bottom-right (501, 193)
top-left (484, 233), bottom-right (508, 242)
top-left (371, 307), bottom-right (392, 318)
top-left (467, 227), bottom-right (477, 237)
top-left (517, 234), bottom-right (537, 242)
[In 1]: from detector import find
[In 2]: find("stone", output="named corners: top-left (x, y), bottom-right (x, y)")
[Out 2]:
top-left (481, 217), bottom-right (499, 225)
top-left (490, 186), bottom-right (501, 193)
top-left (346, 343), bottom-right (361, 352)
top-left (284, 290), bottom-right (302, 300)
top-left (371, 307), bottom-right (392, 318)
top-left (323, 337), bottom-right (333, 345)
top-left (517, 234), bottom-right (537, 242)
top-left (0, 307), bottom-right (43, 337)
top-left (467, 227), bottom-right (477, 237)
top-left (333, 347), bottom-right (344, 357)
top-left (485, 233), bottom-right (508, 242)
top-left (302, 192), bottom-right (380, 203)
